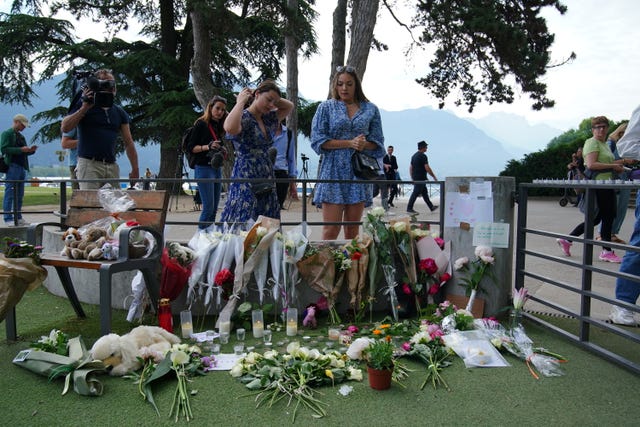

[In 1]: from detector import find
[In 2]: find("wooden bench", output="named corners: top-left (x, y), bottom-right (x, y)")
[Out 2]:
top-left (4, 190), bottom-right (169, 340)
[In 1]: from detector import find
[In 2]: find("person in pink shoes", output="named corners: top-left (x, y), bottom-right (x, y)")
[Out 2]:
top-left (556, 116), bottom-right (631, 263)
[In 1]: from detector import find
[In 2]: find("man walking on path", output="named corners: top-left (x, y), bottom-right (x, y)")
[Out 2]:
top-left (383, 145), bottom-right (399, 207)
top-left (406, 140), bottom-right (438, 214)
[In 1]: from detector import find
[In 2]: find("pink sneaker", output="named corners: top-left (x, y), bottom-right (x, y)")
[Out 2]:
top-left (556, 238), bottom-right (572, 256)
top-left (599, 250), bottom-right (622, 263)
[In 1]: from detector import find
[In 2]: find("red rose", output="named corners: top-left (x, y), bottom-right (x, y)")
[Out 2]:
top-left (351, 251), bottom-right (362, 260)
top-left (428, 283), bottom-right (440, 295)
top-left (214, 268), bottom-right (234, 286)
top-left (418, 258), bottom-right (438, 275)
top-left (402, 283), bottom-right (413, 295)
top-left (434, 237), bottom-right (445, 250)
top-left (439, 272), bottom-right (451, 286)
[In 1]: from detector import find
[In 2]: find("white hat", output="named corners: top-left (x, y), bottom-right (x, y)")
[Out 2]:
top-left (13, 114), bottom-right (30, 127)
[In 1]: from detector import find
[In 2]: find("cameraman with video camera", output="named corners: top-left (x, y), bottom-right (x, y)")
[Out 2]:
top-left (61, 69), bottom-right (139, 189)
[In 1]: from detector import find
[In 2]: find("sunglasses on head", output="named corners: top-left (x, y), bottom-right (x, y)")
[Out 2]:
top-left (210, 95), bottom-right (227, 105)
top-left (336, 65), bottom-right (356, 73)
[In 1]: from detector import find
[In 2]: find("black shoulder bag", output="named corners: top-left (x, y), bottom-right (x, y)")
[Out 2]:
top-left (351, 151), bottom-right (380, 180)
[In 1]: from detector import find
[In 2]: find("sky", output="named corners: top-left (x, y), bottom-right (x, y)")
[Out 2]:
top-left (2, 0), bottom-right (638, 130)
top-left (297, 0), bottom-right (640, 130)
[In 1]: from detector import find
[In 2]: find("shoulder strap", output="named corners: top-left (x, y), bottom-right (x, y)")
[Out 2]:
top-left (286, 128), bottom-right (292, 157)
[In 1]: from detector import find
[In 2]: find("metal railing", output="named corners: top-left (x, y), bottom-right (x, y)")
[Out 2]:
top-left (1, 176), bottom-right (445, 234)
top-left (515, 181), bottom-right (640, 374)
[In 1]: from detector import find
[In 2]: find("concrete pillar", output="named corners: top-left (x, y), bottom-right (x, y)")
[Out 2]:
top-left (442, 176), bottom-right (515, 317)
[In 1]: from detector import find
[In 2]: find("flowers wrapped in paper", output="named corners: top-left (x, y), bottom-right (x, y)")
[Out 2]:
top-left (206, 230), bottom-right (241, 310)
top-left (297, 245), bottom-right (343, 324)
top-left (414, 232), bottom-right (452, 310)
top-left (218, 216), bottom-right (279, 325)
top-left (13, 335), bottom-right (107, 396)
top-left (0, 239), bottom-right (47, 322)
top-left (159, 242), bottom-right (196, 300)
top-left (280, 225), bottom-right (309, 310)
top-left (344, 237), bottom-right (371, 316)
top-left (185, 230), bottom-right (221, 303)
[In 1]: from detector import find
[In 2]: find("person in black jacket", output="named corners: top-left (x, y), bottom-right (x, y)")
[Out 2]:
top-left (187, 95), bottom-right (227, 229)
top-left (406, 140), bottom-right (438, 214)
top-left (383, 145), bottom-right (399, 207)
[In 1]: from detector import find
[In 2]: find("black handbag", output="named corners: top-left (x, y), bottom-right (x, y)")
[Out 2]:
top-left (351, 151), bottom-right (380, 180)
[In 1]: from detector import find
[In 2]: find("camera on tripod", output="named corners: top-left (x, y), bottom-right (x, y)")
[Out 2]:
top-left (301, 153), bottom-right (309, 162)
top-left (74, 70), bottom-right (115, 108)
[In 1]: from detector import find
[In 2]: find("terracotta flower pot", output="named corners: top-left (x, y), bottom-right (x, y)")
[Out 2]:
top-left (367, 365), bottom-right (393, 390)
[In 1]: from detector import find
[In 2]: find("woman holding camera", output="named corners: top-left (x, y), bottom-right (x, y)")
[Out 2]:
top-left (311, 65), bottom-right (385, 240)
top-left (220, 80), bottom-right (293, 225)
top-left (188, 95), bottom-right (227, 229)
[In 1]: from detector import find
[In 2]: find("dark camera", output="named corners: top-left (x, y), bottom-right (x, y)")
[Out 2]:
top-left (74, 70), bottom-right (115, 108)
top-left (301, 153), bottom-right (309, 162)
top-left (207, 144), bottom-right (227, 168)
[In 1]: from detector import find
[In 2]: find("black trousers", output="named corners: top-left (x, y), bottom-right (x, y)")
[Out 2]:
top-left (407, 182), bottom-right (434, 211)
top-left (274, 169), bottom-right (290, 208)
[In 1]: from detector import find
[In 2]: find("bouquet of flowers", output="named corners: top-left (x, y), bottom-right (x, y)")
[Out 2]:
top-left (13, 329), bottom-right (107, 396)
top-left (128, 343), bottom-right (208, 421)
top-left (185, 229), bottom-right (221, 303)
top-left (363, 207), bottom-right (392, 321)
top-left (454, 245), bottom-right (496, 312)
top-left (389, 217), bottom-right (417, 285)
top-left (280, 225), bottom-right (309, 312)
top-left (0, 237), bottom-right (47, 322)
top-left (344, 237), bottom-right (372, 319)
top-left (160, 241), bottom-right (196, 300)
top-left (204, 228), bottom-right (238, 308)
top-left (230, 342), bottom-right (362, 421)
top-left (297, 244), bottom-right (343, 325)
top-left (217, 218), bottom-right (278, 325)
top-left (427, 300), bottom-right (475, 333)
top-left (510, 287), bottom-right (529, 328)
top-left (399, 321), bottom-right (452, 391)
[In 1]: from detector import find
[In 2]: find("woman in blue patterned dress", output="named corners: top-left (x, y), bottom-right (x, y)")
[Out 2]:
top-left (311, 66), bottom-right (385, 240)
top-left (220, 80), bottom-right (293, 225)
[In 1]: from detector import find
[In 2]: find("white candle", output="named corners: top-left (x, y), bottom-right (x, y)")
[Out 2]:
top-left (286, 319), bottom-right (297, 336)
top-left (219, 321), bottom-right (231, 334)
top-left (253, 320), bottom-right (264, 338)
top-left (181, 322), bottom-right (193, 338)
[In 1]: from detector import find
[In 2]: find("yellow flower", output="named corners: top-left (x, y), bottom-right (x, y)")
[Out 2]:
top-left (325, 369), bottom-right (334, 380)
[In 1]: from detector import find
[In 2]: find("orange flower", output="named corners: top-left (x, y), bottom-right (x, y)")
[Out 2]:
top-left (380, 324), bottom-right (391, 329)
top-left (384, 335), bottom-right (392, 343)
top-left (373, 329), bottom-right (382, 335)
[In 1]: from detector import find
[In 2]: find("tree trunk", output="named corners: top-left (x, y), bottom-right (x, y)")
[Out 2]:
top-left (190, 1), bottom-right (214, 108)
top-left (285, 0), bottom-right (299, 173)
top-left (347, 0), bottom-right (379, 82)
top-left (329, 0), bottom-right (348, 97)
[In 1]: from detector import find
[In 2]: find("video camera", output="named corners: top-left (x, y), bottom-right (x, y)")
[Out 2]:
top-left (301, 153), bottom-right (309, 162)
top-left (73, 70), bottom-right (115, 109)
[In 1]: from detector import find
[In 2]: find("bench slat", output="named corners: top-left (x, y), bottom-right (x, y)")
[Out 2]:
top-left (65, 210), bottom-right (165, 233)
top-left (69, 189), bottom-right (168, 210)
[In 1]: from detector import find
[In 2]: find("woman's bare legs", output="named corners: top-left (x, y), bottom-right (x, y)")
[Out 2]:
top-left (343, 202), bottom-right (365, 239)
top-left (322, 203), bottom-right (343, 240)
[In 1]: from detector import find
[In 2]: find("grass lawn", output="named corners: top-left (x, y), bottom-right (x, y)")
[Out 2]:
top-left (2, 287), bottom-right (640, 427)
top-left (0, 185), bottom-right (72, 207)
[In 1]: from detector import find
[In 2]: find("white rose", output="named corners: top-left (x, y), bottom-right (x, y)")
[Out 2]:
top-left (286, 341), bottom-right (300, 354)
top-left (308, 349), bottom-right (321, 360)
top-left (346, 337), bottom-right (372, 360)
top-left (392, 221), bottom-right (406, 233)
top-left (256, 226), bottom-right (267, 237)
top-left (229, 363), bottom-right (243, 377)
top-left (479, 255), bottom-right (495, 264)
top-left (371, 207), bottom-right (385, 217)
top-left (454, 257), bottom-right (469, 270)
top-left (348, 367), bottom-right (363, 381)
top-left (475, 245), bottom-right (493, 259)
top-left (263, 350), bottom-right (278, 360)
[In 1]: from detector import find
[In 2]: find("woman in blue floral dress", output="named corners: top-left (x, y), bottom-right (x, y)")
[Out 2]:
top-left (220, 80), bottom-right (294, 226)
top-left (311, 66), bottom-right (385, 239)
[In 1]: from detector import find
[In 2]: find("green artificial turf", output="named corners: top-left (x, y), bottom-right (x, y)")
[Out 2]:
top-left (2, 287), bottom-right (640, 427)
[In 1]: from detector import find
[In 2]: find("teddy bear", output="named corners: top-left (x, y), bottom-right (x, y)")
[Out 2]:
top-left (60, 227), bottom-right (82, 257)
top-left (90, 325), bottom-right (181, 376)
top-left (70, 226), bottom-right (108, 260)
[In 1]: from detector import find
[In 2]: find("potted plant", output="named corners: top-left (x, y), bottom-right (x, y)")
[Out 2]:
top-left (364, 338), bottom-right (395, 390)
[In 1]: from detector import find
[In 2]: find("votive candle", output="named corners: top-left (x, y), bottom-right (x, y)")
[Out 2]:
top-left (286, 308), bottom-right (298, 336)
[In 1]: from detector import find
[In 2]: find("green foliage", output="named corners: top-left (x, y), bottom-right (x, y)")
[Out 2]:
top-left (413, 0), bottom-right (570, 112)
top-left (364, 338), bottom-right (395, 370)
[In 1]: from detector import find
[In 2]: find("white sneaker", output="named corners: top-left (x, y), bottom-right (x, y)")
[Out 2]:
top-left (609, 305), bottom-right (637, 326)
top-left (16, 219), bottom-right (28, 226)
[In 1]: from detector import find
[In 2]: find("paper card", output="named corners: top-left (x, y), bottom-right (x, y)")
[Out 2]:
top-left (208, 353), bottom-right (244, 371)
top-left (470, 180), bottom-right (492, 199)
top-left (472, 222), bottom-right (510, 248)
top-left (444, 192), bottom-right (494, 228)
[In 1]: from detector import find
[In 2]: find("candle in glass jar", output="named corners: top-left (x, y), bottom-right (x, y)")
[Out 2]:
top-left (219, 321), bottom-right (231, 334)
top-left (252, 309), bottom-right (264, 338)
top-left (253, 320), bottom-right (264, 338)
top-left (328, 328), bottom-right (340, 341)
top-left (286, 308), bottom-right (298, 336)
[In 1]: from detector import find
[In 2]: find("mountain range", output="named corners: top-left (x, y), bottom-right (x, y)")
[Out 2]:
top-left (1, 77), bottom-right (563, 180)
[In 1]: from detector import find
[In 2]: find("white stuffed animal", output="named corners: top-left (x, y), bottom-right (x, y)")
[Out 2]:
top-left (90, 326), bottom-right (181, 376)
